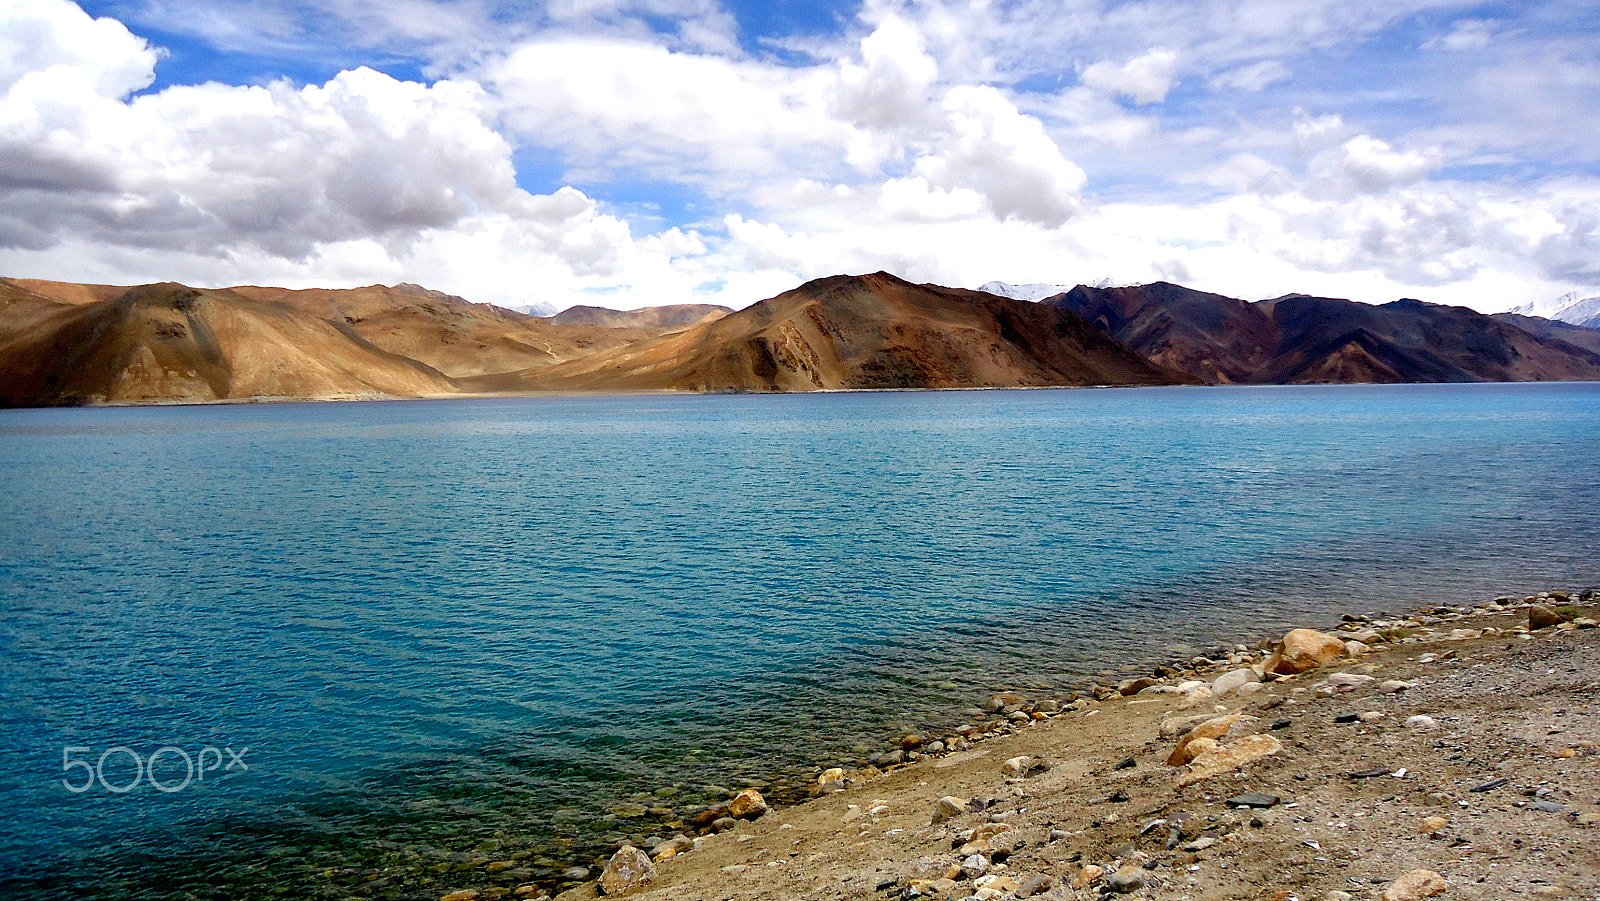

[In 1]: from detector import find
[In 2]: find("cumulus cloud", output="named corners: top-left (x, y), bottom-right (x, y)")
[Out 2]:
top-left (1081, 49), bottom-right (1180, 105)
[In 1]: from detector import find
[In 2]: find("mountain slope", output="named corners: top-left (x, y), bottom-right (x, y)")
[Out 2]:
top-left (1509, 292), bottom-right (1600, 327)
top-left (1045, 282), bottom-right (1280, 384)
top-left (229, 284), bottom-right (655, 378)
top-left (1049, 283), bottom-right (1600, 384)
top-left (1490, 312), bottom-right (1600, 356)
top-left (0, 283), bottom-right (456, 406)
top-left (548, 304), bottom-right (733, 330)
top-left (468, 272), bottom-right (1191, 393)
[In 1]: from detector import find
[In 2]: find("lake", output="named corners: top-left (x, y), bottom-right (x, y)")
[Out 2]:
top-left (2, 383), bottom-right (1597, 898)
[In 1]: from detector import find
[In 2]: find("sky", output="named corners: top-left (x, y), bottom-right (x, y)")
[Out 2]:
top-left (2, 0), bottom-right (1598, 312)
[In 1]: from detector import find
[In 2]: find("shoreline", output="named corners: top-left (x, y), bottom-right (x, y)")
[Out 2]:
top-left (460, 587), bottom-right (1600, 901)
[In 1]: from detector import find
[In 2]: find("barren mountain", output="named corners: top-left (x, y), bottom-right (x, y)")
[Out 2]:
top-left (230, 284), bottom-right (655, 378)
top-left (548, 304), bottom-right (733, 330)
top-left (1490, 312), bottom-right (1600, 356)
top-left (468, 272), bottom-right (1190, 393)
top-left (1048, 284), bottom-right (1600, 384)
top-left (0, 283), bottom-right (455, 406)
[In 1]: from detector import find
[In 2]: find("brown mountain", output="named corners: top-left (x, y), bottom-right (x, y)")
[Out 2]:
top-left (1490, 312), bottom-right (1600, 357)
top-left (1047, 284), bottom-right (1600, 384)
top-left (548, 304), bottom-right (733, 330)
top-left (468, 272), bottom-right (1190, 393)
top-left (229, 284), bottom-right (655, 378)
top-left (0, 283), bottom-right (455, 407)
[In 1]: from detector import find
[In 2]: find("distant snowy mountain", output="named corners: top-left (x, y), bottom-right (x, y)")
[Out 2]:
top-left (1509, 292), bottom-right (1600, 328)
top-left (978, 281), bottom-right (1073, 301)
top-left (505, 301), bottom-right (560, 317)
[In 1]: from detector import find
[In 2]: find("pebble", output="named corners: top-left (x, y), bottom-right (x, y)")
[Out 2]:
top-left (1379, 680), bottom-right (1413, 693)
top-left (1000, 755), bottom-right (1034, 777)
top-left (1225, 791), bottom-right (1281, 809)
top-left (961, 853), bottom-right (990, 879)
top-left (931, 796), bottom-right (967, 824)
top-left (1419, 815), bottom-right (1448, 833)
top-left (1071, 865), bottom-right (1104, 889)
top-left (1103, 869), bottom-right (1148, 893)
top-left (1405, 715), bottom-right (1437, 730)
top-left (1382, 868), bottom-right (1450, 901)
top-left (1016, 873), bottom-right (1054, 898)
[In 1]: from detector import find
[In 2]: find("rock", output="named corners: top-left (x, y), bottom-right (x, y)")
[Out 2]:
top-left (599, 847), bottom-right (654, 896)
top-left (1179, 686), bottom-right (1214, 708)
top-left (562, 867), bottom-right (591, 880)
top-left (1575, 617), bottom-right (1598, 629)
top-left (649, 834), bottom-right (693, 861)
top-left (985, 693), bottom-right (1026, 712)
top-left (1016, 873), bottom-right (1055, 898)
top-left (1167, 714), bottom-right (1251, 766)
top-left (1119, 677), bottom-right (1160, 695)
top-left (728, 788), bottom-right (767, 820)
top-left (960, 853), bottom-right (990, 879)
top-left (1176, 734), bottom-right (1284, 786)
top-left (1211, 668), bottom-right (1260, 698)
top-left (711, 816), bottom-right (738, 832)
top-left (1325, 672), bottom-right (1376, 690)
top-left (1266, 628), bottom-right (1349, 675)
top-left (1071, 865), bottom-right (1104, 889)
top-left (441, 892), bottom-right (480, 901)
top-left (932, 795), bottom-right (966, 824)
top-left (1326, 892), bottom-right (1356, 901)
top-left (1405, 715), bottom-right (1438, 730)
top-left (900, 733), bottom-right (924, 750)
top-left (817, 767), bottom-right (844, 786)
top-left (925, 740), bottom-right (945, 754)
top-left (1103, 869), bottom-right (1148, 893)
top-left (1225, 791), bottom-right (1281, 808)
top-left (1345, 640), bottom-right (1371, 657)
top-left (879, 750), bottom-right (906, 766)
top-left (1419, 815), bottom-right (1448, 833)
top-left (1181, 836), bottom-right (1217, 851)
top-left (1528, 605), bottom-right (1566, 629)
top-left (1379, 680), bottom-right (1413, 693)
top-left (1382, 869), bottom-right (1450, 901)
top-left (1001, 755), bottom-right (1034, 777)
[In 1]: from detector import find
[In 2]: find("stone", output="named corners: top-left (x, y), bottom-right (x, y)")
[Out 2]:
top-left (1212, 668), bottom-right (1260, 698)
top-left (1168, 714), bottom-right (1251, 766)
top-left (985, 693), bottom-right (1026, 712)
top-left (651, 834), bottom-right (693, 858)
top-left (932, 796), bottom-right (966, 824)
top-left (1574, 617), bottom-right (1599, 629)
top-left (1326, 672), bottom-right (1376, 690)
top-left (1103, 869), bottom-right (1148, 893)
top-left (879, 749), bottom-right (906, 766)
top-left (563, 867), bottom-right (591, 880)
top-left (1016, 873), bottom-right (1055, 898)
top-left (599, 847), bottom-right (654, 896)
top-left (1119, 677), bottom-right (1160, 695)
top-left (925, 740), bottom-right (945, 754)
top-left (1326, 892), bottom-right (1356, 901)
top-left (1345, 640), bottom-right (1371, 656)
top-left (1182, 836), bottom-right (1217, 851)
top-left (817, 767), bottom-right (844, 786)
top-left (1176, 734), bottom-right (1284, 786)
top-left (1266, 629), bottom-right (1349, 675)
top-left (1528, 605), bottom-right (1566, 629)
top-left (1225, 791), bottom-right (1281, 808)
top-left (1419, 815), bottom-right (1448, 833)
top-left (441, 892), bottom-right (480, 901)
top-left (1179, 686), bottom-right (1214, 708)
top-left (1405, 715), bottom-right (1438, 730)
top-left (1001, 755), bottom-right (1034, 777)
top-left (1379, 680), bottom-right (1413, 693)
top-left (1071, 865), bottom-right (1104, 889)
top-left (901, 733), bottom-right (924, 750)
top-left (1382, 869), bottom-right (1450, 901)
top-left (728, 788), bottom-right (767, 820)
top-left (960, 854), bottom-right (990, 879)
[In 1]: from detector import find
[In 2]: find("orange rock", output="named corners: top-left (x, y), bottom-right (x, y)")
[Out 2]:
top-left (1167, 714), bottom-right (1250, 766)
top-left (1265, 628), bottom-right (1349, 674)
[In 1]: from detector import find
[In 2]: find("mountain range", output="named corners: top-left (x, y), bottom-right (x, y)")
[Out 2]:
top-left (2, 273), bottom-right (1598, 407)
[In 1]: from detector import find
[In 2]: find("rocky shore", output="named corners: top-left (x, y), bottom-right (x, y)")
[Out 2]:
top-left (440, 590), bottom-right (1599, 901)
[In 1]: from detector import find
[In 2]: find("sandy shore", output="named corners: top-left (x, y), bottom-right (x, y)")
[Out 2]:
top-left (470, 591), bottom-right (1600, 901)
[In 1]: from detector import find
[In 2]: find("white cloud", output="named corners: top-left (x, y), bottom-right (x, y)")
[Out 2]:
top-left (1081, 49), bottom-right (1180, 105)
top-left (1424, 18), bottom-right (1497, 52)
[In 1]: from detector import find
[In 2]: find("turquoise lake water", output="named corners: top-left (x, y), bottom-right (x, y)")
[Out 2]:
top-left (2, 383), bottom-right (1597, 898)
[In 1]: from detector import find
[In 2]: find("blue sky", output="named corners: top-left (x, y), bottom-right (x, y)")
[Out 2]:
top-left (3, 0), bottom-right (1599, 312)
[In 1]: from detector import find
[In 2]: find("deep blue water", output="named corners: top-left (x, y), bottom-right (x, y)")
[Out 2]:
top-left (2, 384), bottom-right (1598, 898)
